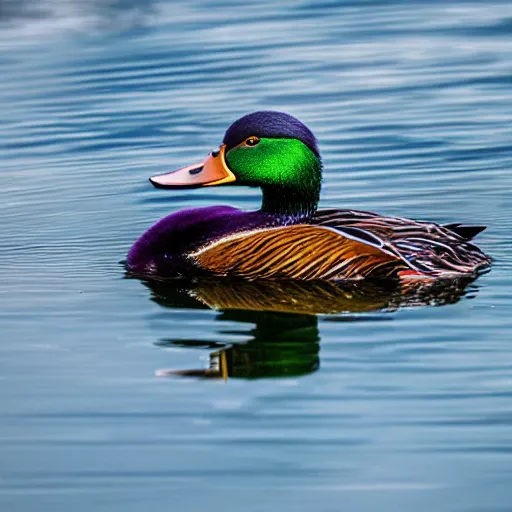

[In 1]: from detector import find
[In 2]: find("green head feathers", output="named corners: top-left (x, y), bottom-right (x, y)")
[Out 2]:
top-left (223, 111), bottom-right (322, 218)
top-left (225, 137), bottom-right (322, 217)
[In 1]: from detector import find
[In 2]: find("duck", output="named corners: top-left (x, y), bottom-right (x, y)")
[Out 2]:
top-left (127, 111), bottom-right (491, 281)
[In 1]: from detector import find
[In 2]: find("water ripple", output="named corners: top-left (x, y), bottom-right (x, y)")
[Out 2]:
top-left (1, 1), bottom-right (512, 511)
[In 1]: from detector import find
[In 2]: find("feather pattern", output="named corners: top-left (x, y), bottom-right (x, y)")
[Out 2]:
top-left (187, 209), bottom-right (490, 281)
top-left (190, 224), bottom-right (405, 280)
top-left (312, 209), bottom-right (491, 276)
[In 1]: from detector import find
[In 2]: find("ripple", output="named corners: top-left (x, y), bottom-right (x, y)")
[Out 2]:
top-left (1, 1), bottom-right (512, 511)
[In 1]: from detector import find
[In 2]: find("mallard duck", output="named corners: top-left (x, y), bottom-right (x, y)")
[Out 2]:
top-left (127, 111), bottom-right (491, 281)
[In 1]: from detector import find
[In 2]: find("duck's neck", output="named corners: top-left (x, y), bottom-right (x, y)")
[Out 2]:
top-left (260, 183), bottom-right (320, 221)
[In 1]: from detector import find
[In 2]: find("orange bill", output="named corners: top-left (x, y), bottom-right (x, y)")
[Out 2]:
top-left (149, 144), bottom-right (236, 188)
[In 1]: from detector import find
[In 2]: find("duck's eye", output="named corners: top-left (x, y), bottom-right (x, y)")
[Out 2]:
top-left (245, 136), bottom-right (260, 147)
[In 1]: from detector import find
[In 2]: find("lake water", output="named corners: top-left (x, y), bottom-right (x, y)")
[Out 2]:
top-left (1, 1), bottom-right (511, 511)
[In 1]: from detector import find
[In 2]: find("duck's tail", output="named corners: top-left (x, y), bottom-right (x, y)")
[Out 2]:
top-left (443, 223), bottom-right (487, 241)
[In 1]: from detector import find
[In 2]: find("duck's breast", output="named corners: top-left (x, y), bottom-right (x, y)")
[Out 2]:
top-left (127, 206), bottom-right (275, 277)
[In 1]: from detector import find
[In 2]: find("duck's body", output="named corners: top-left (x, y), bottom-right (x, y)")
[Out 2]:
top-left (128, 205), bottom-right (490, 280)
top-left (127, 111), bottom-right (490, 281)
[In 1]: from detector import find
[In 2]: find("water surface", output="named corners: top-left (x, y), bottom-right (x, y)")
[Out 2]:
top-left (1, 1), bottom-right (512, 511)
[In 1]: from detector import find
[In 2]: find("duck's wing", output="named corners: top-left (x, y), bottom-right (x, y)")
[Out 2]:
top-left (313, 209), bottom-right (491, 276)
top-left (188, 224), bottom-right (406, 280)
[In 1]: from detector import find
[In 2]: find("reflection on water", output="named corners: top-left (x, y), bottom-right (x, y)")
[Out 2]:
top-left (158, 311), bottom-right (320, 380)
top-left (144, 276), bottom-right (479, 314)
top-left (143, 277), bottom-right (477, 379)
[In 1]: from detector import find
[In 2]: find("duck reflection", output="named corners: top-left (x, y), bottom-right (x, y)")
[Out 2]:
top-left (140, 277), bottom-right (477, 380)
top-left (157, 310), bottom-right (320, 380)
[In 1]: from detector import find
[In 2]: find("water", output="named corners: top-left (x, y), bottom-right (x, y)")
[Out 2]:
top-left (1, 1), bottom-right (511, 510)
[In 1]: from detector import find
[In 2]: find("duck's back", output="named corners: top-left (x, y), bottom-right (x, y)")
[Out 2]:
top-left (311, 208), bottom-right (491, 277)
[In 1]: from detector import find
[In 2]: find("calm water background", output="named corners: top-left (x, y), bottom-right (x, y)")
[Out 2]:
top-left (1, 1), bottom-right (512, 511)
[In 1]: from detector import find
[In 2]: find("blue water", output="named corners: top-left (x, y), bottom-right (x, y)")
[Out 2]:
top-left (1, 1), bottom-right (512, 511)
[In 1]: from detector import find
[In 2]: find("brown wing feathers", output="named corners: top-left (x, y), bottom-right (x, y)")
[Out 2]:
top-left (313, 209), bottom-right (491, 276)
top-left (189, 225), bottom-right (404, 280)
top-left (189, 210), bottom-right (490, 281)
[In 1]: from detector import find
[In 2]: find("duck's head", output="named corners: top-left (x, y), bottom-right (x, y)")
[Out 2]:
top-left (150, 111), bottom-right (322, 218)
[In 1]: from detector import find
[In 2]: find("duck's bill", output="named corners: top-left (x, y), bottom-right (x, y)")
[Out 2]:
top-left (149, 144), bottom-right (236, 188)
